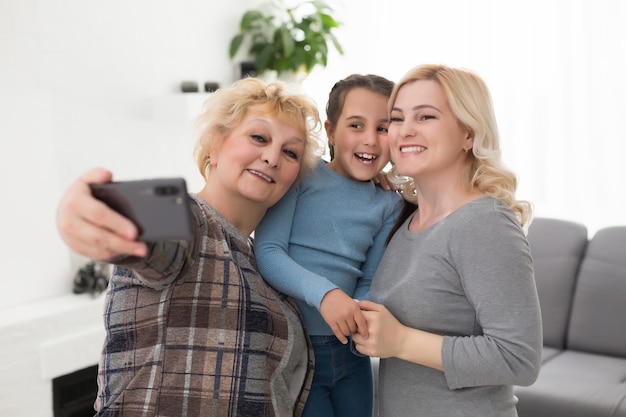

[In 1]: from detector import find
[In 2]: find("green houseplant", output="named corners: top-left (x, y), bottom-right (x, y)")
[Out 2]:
top-left (229, 0), bottom-right (344, 80)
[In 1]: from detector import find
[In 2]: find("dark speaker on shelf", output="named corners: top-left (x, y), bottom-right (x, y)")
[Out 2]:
top-left (180, 81), bottom-right (199, 93)
top-left (204, 82), bottom-right (219, 92)
top-left (239, 61), bottom-right (257, 79)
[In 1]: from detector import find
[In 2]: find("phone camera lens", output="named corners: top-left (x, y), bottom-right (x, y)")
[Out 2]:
top-left (155, 186), bottom-right (179, 196)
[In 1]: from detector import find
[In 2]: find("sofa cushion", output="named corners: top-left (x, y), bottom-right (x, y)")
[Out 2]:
top-left (567, 226), bottom-right (626, 356)
top-left (515, 350), bottom-right (626, 417)
top-left (541, 346), bottom-right (561, 363)
top-left (527, 218), bottom-right (588, 349)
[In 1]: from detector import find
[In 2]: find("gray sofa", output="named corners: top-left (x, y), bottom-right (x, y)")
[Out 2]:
top-left (514, 218), bottom-right (626, 416)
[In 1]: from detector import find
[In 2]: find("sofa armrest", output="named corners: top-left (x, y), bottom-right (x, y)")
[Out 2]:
top-left (527, 218), bottom-right (587, 349)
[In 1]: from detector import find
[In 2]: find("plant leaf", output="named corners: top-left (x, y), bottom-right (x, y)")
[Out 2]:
top-left (320, 13), bottom-right (340, 29)
top-left (240, 10), bottom-right (265, 31)
top-left (328, 33), bottom-right (344, 55)
top-left (256, 43), bottom-right (274, 74)
top-left (278, 26), bottom-right (295, 57)
top-left (229, 34), bottom-right (245, 59)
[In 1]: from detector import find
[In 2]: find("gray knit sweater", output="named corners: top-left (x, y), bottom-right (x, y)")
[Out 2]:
top-left (370, 197), bottom-right (542, 417)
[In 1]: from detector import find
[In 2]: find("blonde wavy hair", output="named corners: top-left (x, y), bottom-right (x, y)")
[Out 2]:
top-left (193, 77), bottom-right (323, 185)
top-left (388, 64), bottom-right (533, 229)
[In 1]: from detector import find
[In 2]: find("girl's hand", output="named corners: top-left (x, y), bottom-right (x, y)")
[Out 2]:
top-left (320, 288), bottom-right (369, 344)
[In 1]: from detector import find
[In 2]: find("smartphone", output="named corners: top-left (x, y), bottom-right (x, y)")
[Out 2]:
top-left (90, 178), bottom-right (194, 241)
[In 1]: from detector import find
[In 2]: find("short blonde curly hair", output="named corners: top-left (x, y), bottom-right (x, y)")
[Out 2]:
top-left (193, 77), bottom-right (323, 185)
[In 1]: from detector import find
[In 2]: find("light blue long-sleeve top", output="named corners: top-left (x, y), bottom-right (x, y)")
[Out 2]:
top-left (254, 160), bottom-right (403, 336)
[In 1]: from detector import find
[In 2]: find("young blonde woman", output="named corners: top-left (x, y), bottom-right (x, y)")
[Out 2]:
top-left (56, 78), bottom-right (324, 417)
top-left (352, 64), bottom-right (542, 417)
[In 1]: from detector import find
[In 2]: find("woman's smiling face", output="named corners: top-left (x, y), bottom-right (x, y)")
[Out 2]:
top-left (209, 109), bottom-right (305, 209)
top-left (388, 80), bottom-right (473, 180)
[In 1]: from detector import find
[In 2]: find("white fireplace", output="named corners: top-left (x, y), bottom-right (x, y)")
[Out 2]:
top-left (0, 293), bottom-right (106, 417)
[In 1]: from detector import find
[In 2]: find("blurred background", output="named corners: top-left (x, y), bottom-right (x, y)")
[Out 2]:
top-left (3, 0), bottom-right (625, 310)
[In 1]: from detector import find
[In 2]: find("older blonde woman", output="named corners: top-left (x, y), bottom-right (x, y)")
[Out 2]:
top-left (56, 78), bottom-right (323, 417)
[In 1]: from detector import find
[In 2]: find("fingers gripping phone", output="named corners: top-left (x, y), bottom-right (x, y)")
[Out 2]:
top-left (90, 178), bottom-right (194, 241)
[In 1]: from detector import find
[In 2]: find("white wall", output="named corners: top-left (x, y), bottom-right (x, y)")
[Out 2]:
top-left (1, 0), bottom-right (625, 414)
top-left (302, 0), bottom-right (626, 237)
top-left (0, 0), bottom-right (264, 310)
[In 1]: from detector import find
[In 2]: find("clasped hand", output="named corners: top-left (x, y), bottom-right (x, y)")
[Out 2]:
top-left (319, 288), bottom-right (368, 344)
top-left (319, 289), bottom-right (406, 357)
top-left (350, 300), bottom-right (406, 358)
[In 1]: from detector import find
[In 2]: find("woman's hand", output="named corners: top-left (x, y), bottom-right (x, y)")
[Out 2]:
top-left (351, 300), bottom-right (407, 358)
top-left (353, 300), bottom-right (444, 370)
top-left (56, 167), bottom-right (147, 260)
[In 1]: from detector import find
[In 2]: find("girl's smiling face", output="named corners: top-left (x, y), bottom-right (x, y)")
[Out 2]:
top-left (326, 88), bottom-right (391, 181)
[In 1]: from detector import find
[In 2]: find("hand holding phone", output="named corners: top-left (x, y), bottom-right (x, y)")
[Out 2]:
top-left (90, 178), bottom-right (193, 241)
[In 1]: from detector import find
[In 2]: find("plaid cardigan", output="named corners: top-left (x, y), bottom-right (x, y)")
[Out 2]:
top-left (94, 194), bottom-right (313, 417)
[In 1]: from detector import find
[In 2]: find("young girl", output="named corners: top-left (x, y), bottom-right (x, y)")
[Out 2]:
top-left (55, 77), bottom-right (324, 417)
top-left (254, 74), bottom-right (403, 417)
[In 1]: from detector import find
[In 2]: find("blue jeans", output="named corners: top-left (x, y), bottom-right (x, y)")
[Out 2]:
top-left (303, 335), bottom-right (373, 417)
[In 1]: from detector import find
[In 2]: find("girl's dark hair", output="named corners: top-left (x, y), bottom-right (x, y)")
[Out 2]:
top-left (325, 74), bottom-right (395, 159)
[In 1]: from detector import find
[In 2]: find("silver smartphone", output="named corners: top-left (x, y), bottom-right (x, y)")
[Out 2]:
top-left (90, 178), bottom-right (193, 241)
